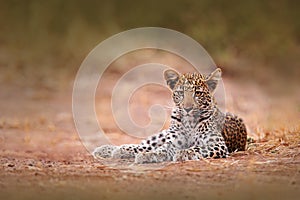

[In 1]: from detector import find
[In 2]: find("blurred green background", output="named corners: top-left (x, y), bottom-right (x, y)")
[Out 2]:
top-left (0, 0), bottom-right (299, 90)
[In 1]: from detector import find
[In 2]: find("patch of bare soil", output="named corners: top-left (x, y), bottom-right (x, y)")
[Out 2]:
top-left (0, 74), bottom-right (299, 200)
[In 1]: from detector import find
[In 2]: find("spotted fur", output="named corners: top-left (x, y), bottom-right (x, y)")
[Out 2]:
top-left (93, 68), bottom-right (247, 163)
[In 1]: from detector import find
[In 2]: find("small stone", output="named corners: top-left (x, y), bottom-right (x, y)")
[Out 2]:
top-left (7, 163), bottom-right (15, 167)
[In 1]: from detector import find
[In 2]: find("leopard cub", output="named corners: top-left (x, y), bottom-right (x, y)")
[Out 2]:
top-left (93, 68), bottom-right (247, 163)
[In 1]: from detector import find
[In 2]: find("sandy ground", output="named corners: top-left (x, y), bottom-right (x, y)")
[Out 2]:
top-left (0, 70), bottom-right (299, 200)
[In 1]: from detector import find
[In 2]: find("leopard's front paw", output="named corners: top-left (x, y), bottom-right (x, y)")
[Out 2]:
top-left (111, 145), bottom-right (136, 159)
top-left (174, 149), bottom-right (200, 162)
top-left (93, 145), bottom-right (117, 159)
top-left (135, 152), bottom-right (168, 164)
top-left (135, 152), bottom-right (157, 164)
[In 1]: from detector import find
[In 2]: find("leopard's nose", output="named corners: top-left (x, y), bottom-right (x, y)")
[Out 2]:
top-left (184, 107), bottom-right (193, 113)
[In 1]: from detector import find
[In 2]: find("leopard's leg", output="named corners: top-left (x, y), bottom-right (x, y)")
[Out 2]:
top-left (92, 130), bottom-right (170, 159)
top-left (93, 129), bottom-right (187, 162)
top-left (93, 144), bottom-right (139, 159)
top-left (175, 142), bottom-right (229, 161)
top-left (93, 144), bottom-right (117, 159)
top-left (134, 131), bottom-right (188, 164)
top-left (111, 144), bottom-right (140, 159)
top-left (175, 133), bottom-right (228, 161)
top-left (134, 142), bottom-right (178, 163)
top-left (110, 130), bottom-right (174, 159)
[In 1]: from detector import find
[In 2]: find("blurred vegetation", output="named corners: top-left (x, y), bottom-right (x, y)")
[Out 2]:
top-left (0, 0), bottom-right (299, 89)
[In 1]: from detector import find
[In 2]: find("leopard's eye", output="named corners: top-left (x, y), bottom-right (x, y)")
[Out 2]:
top-left (194, 90), bottom-right (201, 96)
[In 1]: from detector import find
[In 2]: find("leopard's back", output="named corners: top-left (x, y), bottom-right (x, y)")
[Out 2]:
top-left (221, 113), bottom-right (247, 153)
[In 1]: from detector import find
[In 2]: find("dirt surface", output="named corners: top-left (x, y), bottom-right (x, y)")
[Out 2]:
top-left (0, 70), bottom-right (300, 200)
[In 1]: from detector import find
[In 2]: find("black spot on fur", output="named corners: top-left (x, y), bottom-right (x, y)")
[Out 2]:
top-left (171, 116), bottom-right (181, 122)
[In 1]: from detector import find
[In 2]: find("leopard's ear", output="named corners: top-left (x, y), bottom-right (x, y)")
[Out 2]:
top-left (206, 68), bottom-right (222, 94)
top-left (164, 69), bottom-right (180, 90)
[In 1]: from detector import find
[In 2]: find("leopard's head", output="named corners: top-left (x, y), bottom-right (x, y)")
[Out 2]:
top-left (164, 68), bottom-right (222, 114)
